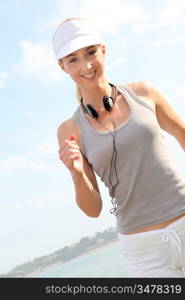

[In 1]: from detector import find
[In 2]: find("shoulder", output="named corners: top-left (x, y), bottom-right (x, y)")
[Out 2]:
top-left (125, 80), bottom-right (165, 102)
top-left (57, 116), bottom-right (76, 135)
top-left (125, 80), bottom-right (152, 96)
top-left (57, 115), bottom-right (81, 147)
top-left (124, 80), bottom-right (157, 111)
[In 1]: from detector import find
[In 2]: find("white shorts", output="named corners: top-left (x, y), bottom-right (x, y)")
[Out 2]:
top-left (118, 216), bottom-right (185, 277)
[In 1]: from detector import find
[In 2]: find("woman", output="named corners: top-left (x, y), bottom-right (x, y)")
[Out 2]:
top-left (53, 17), bottom-right (185, 277)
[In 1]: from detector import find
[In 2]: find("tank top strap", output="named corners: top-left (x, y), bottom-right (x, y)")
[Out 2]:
top-left (117, 84), bottom-right (156, 114)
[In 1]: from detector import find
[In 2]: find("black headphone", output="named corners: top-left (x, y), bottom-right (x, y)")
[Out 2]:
top-left (80, 83), bottom-right (119, 214)
top-left (80, 83), bottom-right (118, 119)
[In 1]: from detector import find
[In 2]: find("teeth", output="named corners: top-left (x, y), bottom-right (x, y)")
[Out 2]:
top-left (83, 71), bottom-right (95, 78)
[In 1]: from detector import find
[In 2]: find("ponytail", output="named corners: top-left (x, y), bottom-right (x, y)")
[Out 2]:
top-left (75, 84), bottom-right (82, 103)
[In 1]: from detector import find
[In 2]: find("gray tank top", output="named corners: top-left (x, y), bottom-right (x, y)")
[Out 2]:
top-left (73, 84), bottom-right (185, 233)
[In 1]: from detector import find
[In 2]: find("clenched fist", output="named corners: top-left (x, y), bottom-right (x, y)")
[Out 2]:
top-left (58, 133), bottom-right (84, 174)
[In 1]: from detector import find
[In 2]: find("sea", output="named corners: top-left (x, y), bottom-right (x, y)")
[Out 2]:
top-left (32, 241), bottom-right (128, 278)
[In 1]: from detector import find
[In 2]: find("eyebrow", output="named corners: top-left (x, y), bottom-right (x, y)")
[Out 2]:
top-left (66, 46), bottom-right (96, 58)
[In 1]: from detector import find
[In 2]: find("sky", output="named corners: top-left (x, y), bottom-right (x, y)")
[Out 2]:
top-left (0, 0), bottom-right (185, 274)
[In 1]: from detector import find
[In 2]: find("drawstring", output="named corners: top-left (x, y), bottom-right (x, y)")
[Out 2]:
top-left (162, 230), bottom-right (185, 274)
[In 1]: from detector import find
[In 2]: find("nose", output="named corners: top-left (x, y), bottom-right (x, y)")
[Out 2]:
top-left (81, 61), bottom-right (93, 73)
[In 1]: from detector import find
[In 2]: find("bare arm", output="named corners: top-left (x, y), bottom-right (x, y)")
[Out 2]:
top-left (57, 119), bottom-right (103, 217)
top-left (128, 81), bottom-right (185, 151)
top-left (146, 82), bottom-right (185, 151)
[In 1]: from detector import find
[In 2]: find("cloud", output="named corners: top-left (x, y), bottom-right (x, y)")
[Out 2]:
top-left (0, 156), bottom-right (48, 173)
top-left (28, 193), bottom-right (63, 207)
top-left (25, 190), bottom-right (79, 210)
top-left (33, 137), bottom-right (57, 157)
top-left (0, 134), bottom-right (60, 174)
top-left (158, 0), bottom-right (185, 20)
top-left (18, 40), bottom-right (63, 82)
top-left (126, 0), bottom-right (185, 34)
top-left (0, 72), bottom-right (9, 88)
top-left (36, 0), bottom-right (185, 43)
top-left (38, 0), bottom-right (151, 36)
top-left (37, 0), bottom-right (81, 34)
top-left (28, 135), bottom-right (58, 159)
top-left (131, 21), bottom-right (168, 34)
top-left (35, 18), bottom-right (60, 33)
top-left (107, 57), bottom-right (126, 71)
top-left (78, 0), bottom-right (151, 35)
top-left (152, 36), bottom-right (185, 47)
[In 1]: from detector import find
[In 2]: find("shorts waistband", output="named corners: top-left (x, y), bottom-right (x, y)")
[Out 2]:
top-left (118, 215), bottom-right (185, 250)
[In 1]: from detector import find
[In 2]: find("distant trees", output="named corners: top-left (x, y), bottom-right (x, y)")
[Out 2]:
top-left (0, 227), bottom-right (118, 278)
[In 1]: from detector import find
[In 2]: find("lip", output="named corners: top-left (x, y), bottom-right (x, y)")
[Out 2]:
top-left (81, 70), bottom-right (96, 79)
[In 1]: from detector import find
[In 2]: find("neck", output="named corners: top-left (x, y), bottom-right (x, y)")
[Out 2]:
top-left (80, 79), bottom-right (113, 110)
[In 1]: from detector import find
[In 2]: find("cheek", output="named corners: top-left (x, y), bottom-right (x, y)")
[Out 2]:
top-left (68, 68), bottom-right (82, 83)
top-left (94, 57), bottom-right (105, 73)
top-left (65, 64), bottom-right (79, 78)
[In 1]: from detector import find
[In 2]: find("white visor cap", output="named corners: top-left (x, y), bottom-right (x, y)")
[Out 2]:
top-left (53, 19), bottom-right (105, 60)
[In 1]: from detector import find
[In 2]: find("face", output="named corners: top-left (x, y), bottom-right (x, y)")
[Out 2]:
top-left (59, 44), bottom-right (106, 88)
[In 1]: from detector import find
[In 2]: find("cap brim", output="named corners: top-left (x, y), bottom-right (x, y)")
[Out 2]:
top-left (56, 35), bottom-right (104, 60)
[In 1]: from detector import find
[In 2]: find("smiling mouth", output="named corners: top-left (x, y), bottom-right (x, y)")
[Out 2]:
top-left (82, 70), bottom-right (96, 79)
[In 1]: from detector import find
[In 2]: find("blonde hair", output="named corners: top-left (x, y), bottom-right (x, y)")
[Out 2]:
top-left (56, 17), bottom-right (104, 103)
top-left (76, 84), bottom-right (82, 103)
top-left (56, 17), bottom-right (89, 103)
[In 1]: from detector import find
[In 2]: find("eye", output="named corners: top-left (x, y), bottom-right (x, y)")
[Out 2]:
top-left (69, 57), bottom-right (78, 63)
top-left (88, 50), bottom-right (96, 55)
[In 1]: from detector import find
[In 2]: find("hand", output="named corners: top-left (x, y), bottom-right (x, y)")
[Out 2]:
top-left (59, 134), bottom-right (84, 174)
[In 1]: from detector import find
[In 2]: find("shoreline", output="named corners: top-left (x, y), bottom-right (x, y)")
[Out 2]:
top-left (26, 240), bottom-right (119, 278)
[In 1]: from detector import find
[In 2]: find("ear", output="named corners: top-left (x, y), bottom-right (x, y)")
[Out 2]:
top-left (100, 44), bottom-right (106, 55)
top-left (58, 60), bottom-right (68, 73)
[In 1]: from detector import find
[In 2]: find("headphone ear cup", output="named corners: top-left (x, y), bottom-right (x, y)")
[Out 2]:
top-left (103, 96), bottom-right (114, 111)
top-left (86, 104), bottom-right (99, 119)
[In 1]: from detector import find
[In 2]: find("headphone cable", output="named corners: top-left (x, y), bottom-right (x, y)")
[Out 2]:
top-left (96, 119), bottom-right (119, 214)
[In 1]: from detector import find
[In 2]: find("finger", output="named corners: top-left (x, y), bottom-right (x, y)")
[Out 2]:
top-left (60, 140), bottom-right (79, 154)
top-left (69, 133), bottom-right (76, 141)
top-left (66, 153), bottom-right (81, 168)
top-left (59, 145), bottom-right (80, 157)
top-left (59, 148), bottom-right (81, 161)
top-left (61, 140), bottom-right (78, 151)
